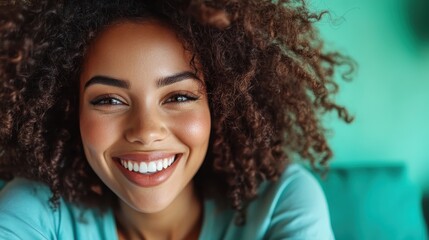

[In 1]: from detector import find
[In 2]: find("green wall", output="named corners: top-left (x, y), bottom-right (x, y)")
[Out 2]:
top-left (311, 0), bottom-right (429, 191)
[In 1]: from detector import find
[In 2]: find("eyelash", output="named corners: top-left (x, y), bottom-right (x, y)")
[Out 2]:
top-left (89, 93), bottom-right (199, 106)
top-left (90, 95), bottom-right (126, 106)
top-left (164, 93), bottom-right (199, 103)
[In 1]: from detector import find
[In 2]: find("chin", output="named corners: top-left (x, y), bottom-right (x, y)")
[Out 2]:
top-left (120, 189), bottom-right (180, 214)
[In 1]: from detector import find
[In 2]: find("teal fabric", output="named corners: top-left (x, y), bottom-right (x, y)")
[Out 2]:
top-left (0, 164), bottom-right (334, 240)
top-left (0, 178), bottom-right (116, 239)
top-left (314, 162), bottom-right (427, 240)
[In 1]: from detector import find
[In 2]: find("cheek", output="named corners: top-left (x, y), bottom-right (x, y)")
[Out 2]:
top-left (79, 112), bottom-right (118, 156)
top-left (173, 108), bottom-right (211, 151)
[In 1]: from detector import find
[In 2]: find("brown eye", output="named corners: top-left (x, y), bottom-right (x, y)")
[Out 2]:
top-left (90, 95), bottom-right (126, 106)
top-left (164, 93), bottom-right (199, 104)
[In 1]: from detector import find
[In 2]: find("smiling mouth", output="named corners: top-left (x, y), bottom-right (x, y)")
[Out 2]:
top-left (117, 155), bottom-right (177, 174)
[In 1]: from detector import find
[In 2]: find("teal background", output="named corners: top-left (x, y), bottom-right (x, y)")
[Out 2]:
top-left (313, 162), bottom-right (427, 239)
top-left (309, 0), bottom-right (429, 193)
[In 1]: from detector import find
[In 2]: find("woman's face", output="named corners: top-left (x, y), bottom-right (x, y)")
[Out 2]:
top-left (79, 21), bottom-right (211, 213)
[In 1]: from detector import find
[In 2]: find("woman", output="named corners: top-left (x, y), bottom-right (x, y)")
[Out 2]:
top-left (0, 0), bottom-right (352, 239)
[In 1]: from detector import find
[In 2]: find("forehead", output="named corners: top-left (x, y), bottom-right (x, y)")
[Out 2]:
top-left (80, 20), bottom-right (195, 83)
top-left (91, 20), bottom-right (184, 51)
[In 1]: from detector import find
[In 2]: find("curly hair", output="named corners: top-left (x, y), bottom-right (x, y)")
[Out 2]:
top-left (0, 0), bottom-right (352, 224)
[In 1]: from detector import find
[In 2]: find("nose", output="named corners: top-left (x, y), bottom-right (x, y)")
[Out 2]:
top-left (124, 106), bottom-right (168, 145)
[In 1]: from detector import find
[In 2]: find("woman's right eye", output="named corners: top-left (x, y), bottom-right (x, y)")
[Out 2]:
top-left (90, 96), bottom-right (126, 106)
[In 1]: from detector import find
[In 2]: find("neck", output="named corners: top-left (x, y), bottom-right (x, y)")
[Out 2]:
top-left (116, 183), bottom-right (203, 240)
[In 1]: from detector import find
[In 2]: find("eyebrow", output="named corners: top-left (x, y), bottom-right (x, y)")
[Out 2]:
top-left (84, 76), bottom-right (129, 89)
top-left (83, 71), bottom-right (201, 90)
top-left (156, 71), bottom-right (201, 88)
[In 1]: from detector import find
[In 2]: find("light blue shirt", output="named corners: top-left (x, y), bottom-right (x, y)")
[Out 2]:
top-left (0, 164), bottom-right (334, 239)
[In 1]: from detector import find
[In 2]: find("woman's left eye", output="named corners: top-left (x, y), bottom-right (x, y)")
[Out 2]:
top-left (164, 94), bottom-right (199, 104)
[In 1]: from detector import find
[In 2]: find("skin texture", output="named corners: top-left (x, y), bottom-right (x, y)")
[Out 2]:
top-left (79, 21), bottom-right (210, 239)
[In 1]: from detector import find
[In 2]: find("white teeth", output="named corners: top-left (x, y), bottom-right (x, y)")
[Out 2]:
top-left (148, 162), bottom-right (157, 172)
top-left (139, 162), bottom-right (148, 174)
top-left (156, 161), bottom-right (163, 171)
top-left (120, 156), bottom-right (176, 174)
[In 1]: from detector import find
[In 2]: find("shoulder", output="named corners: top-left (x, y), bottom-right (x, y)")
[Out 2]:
top-left (257, 164), bottom-right (335, 239)
top-left (0, 178), bottom-right (52, 205)
top-left (0, 178), bottom-right (57, 239)
top-left (0, 178), bottom-right (116, 240)
top-left (235, 164), bottom-right (334, 239)
top-left (201, 164), bottom-right (335, 240)
top-left (0, 178), bottom-right (117, 240)
top-left (272, 163), bottom-right (328, 205)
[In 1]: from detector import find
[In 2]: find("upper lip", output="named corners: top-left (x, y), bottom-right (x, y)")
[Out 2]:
top-left (113, 152), bottom-right (178, 162)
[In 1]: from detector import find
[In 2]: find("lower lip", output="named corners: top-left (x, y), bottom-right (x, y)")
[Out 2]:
top-left (114, 155), bottom-right (181, 187)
